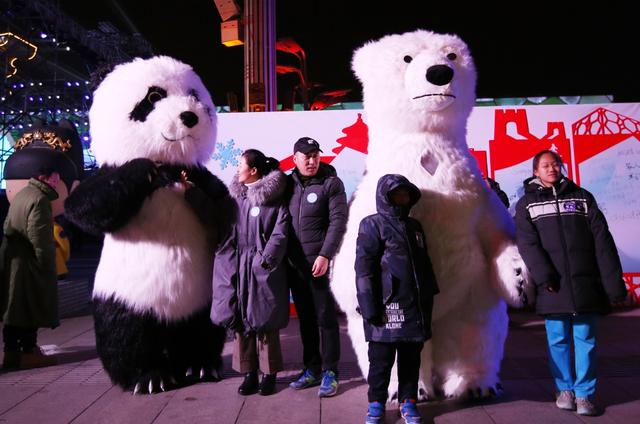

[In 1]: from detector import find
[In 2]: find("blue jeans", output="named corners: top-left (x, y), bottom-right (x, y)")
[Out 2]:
top-left (544, 314), bottom-right (598, 398)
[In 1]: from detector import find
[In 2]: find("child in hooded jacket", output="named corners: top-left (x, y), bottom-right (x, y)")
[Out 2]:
top-left (355, 174), bottom-right (439, 424)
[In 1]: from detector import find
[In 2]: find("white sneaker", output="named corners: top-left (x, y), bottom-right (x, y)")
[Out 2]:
top-left (555, 390), bottom-right (575, 410)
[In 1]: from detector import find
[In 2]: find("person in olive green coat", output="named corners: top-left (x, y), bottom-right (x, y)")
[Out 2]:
top-left (1, 172), bottom-right (60, 369)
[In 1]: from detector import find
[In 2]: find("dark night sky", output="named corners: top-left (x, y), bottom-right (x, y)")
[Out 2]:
top-left (58, 0), bottom-right (639, 107)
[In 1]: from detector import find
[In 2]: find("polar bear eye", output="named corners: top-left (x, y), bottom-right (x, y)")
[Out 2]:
top-left (446, 52), bottom-right (457, 61)
top-left (403, 55), bottom-right (413, 63)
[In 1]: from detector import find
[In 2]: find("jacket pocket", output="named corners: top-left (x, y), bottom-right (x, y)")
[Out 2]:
top-left (251, 252), bottom-right (271, 287)
top-left (382, 272), bottom-right (396, 304)
top-left (246, 252), bottom-right (276, 331)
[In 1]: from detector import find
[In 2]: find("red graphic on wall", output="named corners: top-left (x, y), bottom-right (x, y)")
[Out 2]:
top-left (279, 113), bottom-right (370, 172)
top-left (278, 154), bottom-right (336, 172)
top-left (278, 150), bottom-right (336, 172)
top-left (571, 107), bottom-right (640, 185)
top-left (489, 109), bottom-right (572, 178)
top-left (623, 273), bottom-right (640, 303)
top-left (332, 113), bottom-right (369, 155)
top-left (469, 149), bottom-right (488, 177)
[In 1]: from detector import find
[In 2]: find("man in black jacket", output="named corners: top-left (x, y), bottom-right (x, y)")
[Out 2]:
top-left (286, 137), bottom-right (348, 397)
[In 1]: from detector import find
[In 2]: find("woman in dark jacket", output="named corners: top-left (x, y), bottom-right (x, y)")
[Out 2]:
top-left (355, 174), bottom-right (439, 423)
top-left (211, 149), bottom-right (290, 396)
top-left (515, 150), bottom-right (627, 416)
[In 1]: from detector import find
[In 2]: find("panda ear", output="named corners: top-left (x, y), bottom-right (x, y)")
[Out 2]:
top-left (89, 61), bottom-right (119, 92)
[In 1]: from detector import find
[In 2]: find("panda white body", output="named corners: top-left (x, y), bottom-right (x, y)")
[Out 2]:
top-left (93, 187), bottom-right (211, 320)
top-left (65, 56), bottom-right (229, 393)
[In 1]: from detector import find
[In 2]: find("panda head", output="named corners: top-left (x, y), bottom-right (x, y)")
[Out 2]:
top-left (89, 56), bottom-right (217, 166)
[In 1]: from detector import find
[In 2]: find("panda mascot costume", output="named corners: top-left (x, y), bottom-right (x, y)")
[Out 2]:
top-left (65, 56), bottom-right (231, 394)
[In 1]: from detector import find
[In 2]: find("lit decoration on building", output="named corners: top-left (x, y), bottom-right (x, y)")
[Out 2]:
top-left (0, 32), bottom-right (38, 78)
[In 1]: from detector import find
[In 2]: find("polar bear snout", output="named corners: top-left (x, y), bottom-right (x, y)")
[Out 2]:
top-left (426, 65), bottom-right (454, 86)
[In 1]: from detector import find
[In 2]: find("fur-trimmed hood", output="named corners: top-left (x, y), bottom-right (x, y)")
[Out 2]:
top-left (229, 169), bottom-right (287, 206)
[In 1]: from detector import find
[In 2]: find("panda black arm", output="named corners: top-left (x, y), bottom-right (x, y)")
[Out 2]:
top-left (64, 158), bottom-right (158, 235)
top-left (183, 166), bottom-right (234, 244)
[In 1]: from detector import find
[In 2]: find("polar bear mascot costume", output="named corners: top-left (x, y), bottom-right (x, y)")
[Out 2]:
top-left (331, 30), bottom-right (531, 400)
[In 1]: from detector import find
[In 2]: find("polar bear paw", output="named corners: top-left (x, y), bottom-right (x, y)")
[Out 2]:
top-left (418, 379), bottom-right (436, 401)
top-left (495, 244), bottom-right (531, 307)
top-left (387, 377), bottom-right (435, 403)
top-left (442, 373), bottom-right (504, 400)
top-left (388, 376), bottom-right (400, 404)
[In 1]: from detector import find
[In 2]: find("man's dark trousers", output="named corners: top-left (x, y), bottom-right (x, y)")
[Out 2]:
top-left (289, 267), bottom-right (340, 375)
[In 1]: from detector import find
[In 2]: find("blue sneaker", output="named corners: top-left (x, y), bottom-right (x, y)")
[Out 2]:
top-left (289, 369), bottom-right (321, 390)
top-left (366, 401), bottom-right (385, 424)
top-left (318, 369), bottom-right (339, 397)
top-left (399, 399), bottom-right (422, 424)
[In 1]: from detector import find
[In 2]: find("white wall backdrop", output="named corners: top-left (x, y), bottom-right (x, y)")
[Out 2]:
top-left (210, 103), bottom-right (640, 290)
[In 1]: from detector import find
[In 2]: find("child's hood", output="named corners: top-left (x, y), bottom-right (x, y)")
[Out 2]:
top-left (375, 174), bottom-right (421, 216)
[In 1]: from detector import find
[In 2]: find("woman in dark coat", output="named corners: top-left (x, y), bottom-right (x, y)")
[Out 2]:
top-left (1, 175), bottom-right (59, 370)
top-left (211, 149), bottom-right (290, 396)
top-left (515, 150), bottom-right (627, 416)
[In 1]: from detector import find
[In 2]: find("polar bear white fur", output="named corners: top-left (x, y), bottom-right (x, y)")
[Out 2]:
top-left (331, 30), bottom-right (531, 400)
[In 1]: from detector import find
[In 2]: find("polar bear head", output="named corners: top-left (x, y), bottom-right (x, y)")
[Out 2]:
top-left (89, 56), bottom-right (217, 167)
top-left (352, 30), bottom-right (476, 133)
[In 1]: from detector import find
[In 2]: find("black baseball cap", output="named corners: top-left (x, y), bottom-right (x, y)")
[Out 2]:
top-left (293, 137), bottom-right (323, 154)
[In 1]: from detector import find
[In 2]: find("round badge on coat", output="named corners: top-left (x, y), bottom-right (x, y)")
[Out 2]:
top-left (306, 193), bottom-right (318, 203)
top-left (250, 206), bottom-right (260, 217)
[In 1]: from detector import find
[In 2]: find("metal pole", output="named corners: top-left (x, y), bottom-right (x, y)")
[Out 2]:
top-left (243, 0), bottom-right (276, 112)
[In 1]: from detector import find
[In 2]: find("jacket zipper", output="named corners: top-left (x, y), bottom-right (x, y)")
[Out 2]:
top-left (553, 185), bottom-right (577, 314)
top-left (298, 184), bottom-right (305, 236)
top-left (400, 219), bottom-right (426, 332)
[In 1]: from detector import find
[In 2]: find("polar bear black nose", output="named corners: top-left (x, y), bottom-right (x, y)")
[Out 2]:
top-left (426, 65), bottom-right (454, 86)
top-left (180, 111), bottom-right (199, 128)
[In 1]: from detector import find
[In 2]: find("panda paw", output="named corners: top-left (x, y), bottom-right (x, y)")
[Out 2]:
top-left (117, 158), bottom-right (164, 192)
top-left (132, 370), bottom-right (176, 395)
top-left (121, 158), bottom-right (157, 180)
top-left (184, 364), bottom-right (223, 382)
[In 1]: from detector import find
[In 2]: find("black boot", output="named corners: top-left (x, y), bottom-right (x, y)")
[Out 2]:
top-left (238, 371), bottom-right (259, 395)
top-left (259, 373), bottom-right (277, 396)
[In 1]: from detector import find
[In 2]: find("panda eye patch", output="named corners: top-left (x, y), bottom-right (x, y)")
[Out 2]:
top-left (129, 86), bottom-right (168, 122)
top-left (147, 90), bottom-right (165, 103)
top-left (188, 89), bottom-right (200, 102)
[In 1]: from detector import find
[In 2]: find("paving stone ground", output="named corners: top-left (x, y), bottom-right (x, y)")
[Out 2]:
top-left (1, 307), bottom-right (638, 423)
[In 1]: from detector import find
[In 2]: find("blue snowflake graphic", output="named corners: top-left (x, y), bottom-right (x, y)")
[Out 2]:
top-left (212, 139), bottom-right (242, 169)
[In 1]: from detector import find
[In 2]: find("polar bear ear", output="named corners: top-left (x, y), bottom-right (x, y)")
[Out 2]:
top-left (351, 40), bottom-right (381, 86)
